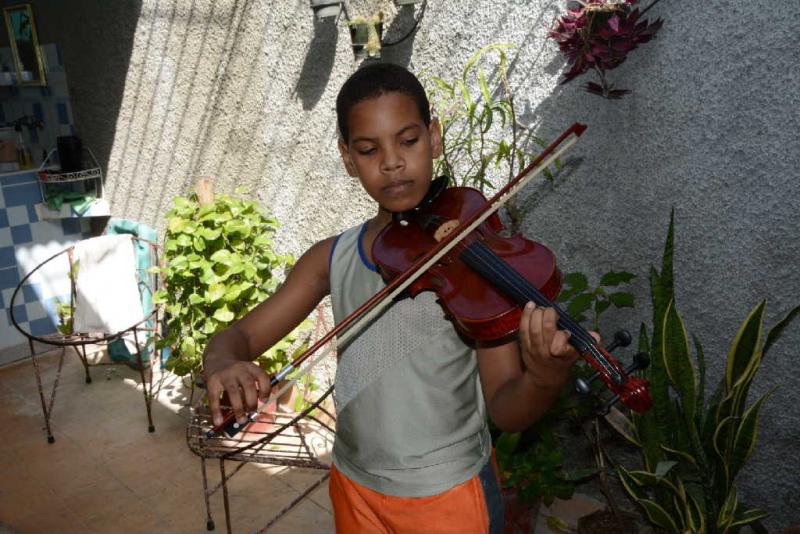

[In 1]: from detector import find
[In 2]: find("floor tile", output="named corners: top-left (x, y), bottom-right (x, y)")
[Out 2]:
top-left (0, 349), bottom-right (335, 533)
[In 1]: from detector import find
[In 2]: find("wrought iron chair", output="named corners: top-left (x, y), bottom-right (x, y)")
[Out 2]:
top-left (186, 384), bottom-right (336, 533)
top-left (9, 234), bottom-right (163, 443)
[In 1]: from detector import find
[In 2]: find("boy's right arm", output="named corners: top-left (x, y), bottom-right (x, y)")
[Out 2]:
top-left (203, 237), bottom-right (334, 426)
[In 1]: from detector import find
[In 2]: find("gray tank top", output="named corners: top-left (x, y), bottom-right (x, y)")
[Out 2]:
top-left (329, 222), bottom-right (491, 497)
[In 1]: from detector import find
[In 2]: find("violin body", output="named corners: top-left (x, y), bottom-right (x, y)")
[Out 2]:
top-left (374, 186), bottom-right (563, 343)
top-left (373, 182), bottom-right (652, 414)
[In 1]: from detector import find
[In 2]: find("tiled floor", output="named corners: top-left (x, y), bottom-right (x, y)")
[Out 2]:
top-left (0, 348), bottom-right (334, 533)
top-left (0, 348), bottom-right (606, 534)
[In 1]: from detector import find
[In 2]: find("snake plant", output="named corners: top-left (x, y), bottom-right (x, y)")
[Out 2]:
top-left (616, 210), bottom-right (799, 532)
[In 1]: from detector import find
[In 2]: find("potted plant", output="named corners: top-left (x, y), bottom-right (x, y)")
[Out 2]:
top-left (153, 187), bottom-right (305, 391)
top-left (549, 0), bottom-right (664, 98)
top-left (612, 211), bottom-right (800, 531)
top-left (348, 12), bottom-right (384, 59)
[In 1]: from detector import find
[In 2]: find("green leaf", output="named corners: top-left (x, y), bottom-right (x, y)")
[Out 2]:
top-left (563, 272), bottom-right (588, 292)
top-left (213, 306), bottom-right (235, 323)
top-left (609, 292), bottom-right (634, 308)
top-left (729, 507), bottom-right (768, 529)
top-left (729, 391), bottom-right (773, 480)
top-left (726, 300), bottom-right (765, 392)
top-left (567, 293), bottom-right (592, 318)
top-left (594, 299), bottom-right (610, 316)
top-left (599, 270), bottom-right (636, 286)
top-left (763, 302), bottom-right (800, 356)
top-left (654, 460), bottom-right (678, 479)
top-left (639, 499), bottom-right (681, 533)
top-left (198, 227), bottom-right (221, 241)
top-left (661, 300), bottom-right (697, 424)
top-left (205, 283), bottom-right (225, 304)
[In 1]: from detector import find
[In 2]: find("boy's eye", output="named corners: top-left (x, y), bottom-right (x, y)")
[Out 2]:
top-left (356, 146), bottom-right (377, 156)
top-left (402, 137), bottom-right (419, 146)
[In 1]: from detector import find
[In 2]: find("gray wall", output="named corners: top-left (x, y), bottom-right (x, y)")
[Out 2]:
top-left (6, 0), bottom-right (798, 528)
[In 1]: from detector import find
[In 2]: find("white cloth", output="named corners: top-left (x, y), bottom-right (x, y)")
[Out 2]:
top-left (73, 234), bottom-right (145, 334)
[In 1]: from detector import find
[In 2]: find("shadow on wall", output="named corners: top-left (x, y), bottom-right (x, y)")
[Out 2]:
top-left (293, 17), bottom-right (338, 111)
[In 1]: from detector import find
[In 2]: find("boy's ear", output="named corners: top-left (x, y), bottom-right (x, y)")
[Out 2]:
top-left (428, 118), bottom-right (443, 159)
top-left (338, 138), bottom-right (358, 177)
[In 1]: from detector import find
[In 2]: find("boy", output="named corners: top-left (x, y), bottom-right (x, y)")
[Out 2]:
top-left (203, 63), bottom-right (584, 533)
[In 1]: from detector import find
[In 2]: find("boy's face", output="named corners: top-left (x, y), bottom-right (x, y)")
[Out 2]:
top-left (338, 92), bottom-right (442, 217)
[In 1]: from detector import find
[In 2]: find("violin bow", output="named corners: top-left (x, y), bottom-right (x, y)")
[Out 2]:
top-left (207, 123), bottom-right (587, 438)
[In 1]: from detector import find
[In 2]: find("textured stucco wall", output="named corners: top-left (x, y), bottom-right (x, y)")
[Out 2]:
top-left (10, 0), bottom-right (799, 528)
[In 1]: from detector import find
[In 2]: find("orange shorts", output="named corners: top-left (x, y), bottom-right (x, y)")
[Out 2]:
top-left (328, 460), bottom-right (504, 534)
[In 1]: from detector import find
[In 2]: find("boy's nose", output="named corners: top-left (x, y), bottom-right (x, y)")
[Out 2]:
top-left (380, 148), bottom-right (404, 172)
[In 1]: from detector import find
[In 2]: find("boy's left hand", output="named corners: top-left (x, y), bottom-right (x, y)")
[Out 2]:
top-left (518, 302), bottom-right (594, 389)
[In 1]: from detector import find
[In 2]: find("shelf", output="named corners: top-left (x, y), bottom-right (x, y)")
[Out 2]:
top-left (38, 167), bottom-right (102, 183)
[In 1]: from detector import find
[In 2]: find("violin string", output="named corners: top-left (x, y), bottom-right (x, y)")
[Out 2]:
top-left (461, 241), bottom-right (616, 371)
top-left (463, 242), bottom-right (620, 378)
top-left (463, 241), bottom-right (622, 379)
top-left (464, 243), bottom-right (597, 347)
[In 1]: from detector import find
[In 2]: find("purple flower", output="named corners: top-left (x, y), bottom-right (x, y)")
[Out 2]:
top-left (549, 0), bottom-right (663, 98)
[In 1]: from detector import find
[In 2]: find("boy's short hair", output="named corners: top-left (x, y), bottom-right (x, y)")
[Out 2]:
top-left (336, 62), bottom-right (431, 142)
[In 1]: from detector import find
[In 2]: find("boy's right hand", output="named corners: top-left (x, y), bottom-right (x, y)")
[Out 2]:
top-left (203, 359), bottom-right (271, 427)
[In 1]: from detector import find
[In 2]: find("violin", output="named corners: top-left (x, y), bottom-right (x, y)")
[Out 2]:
top-left (207, 123), bottom-right (650, 439)
top-left (372, 181), bottom-right (652, 413)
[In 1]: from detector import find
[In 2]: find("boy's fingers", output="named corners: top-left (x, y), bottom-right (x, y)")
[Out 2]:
top-left (520, 302), bottom-right (534, 354)
top-left (207, 383), bottom-right (223, 426)
top-left (254, 368), bottom-right (272, 401)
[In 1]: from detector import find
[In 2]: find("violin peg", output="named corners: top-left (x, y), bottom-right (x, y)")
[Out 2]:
top-left (605, 329), bottom-right (632, 352)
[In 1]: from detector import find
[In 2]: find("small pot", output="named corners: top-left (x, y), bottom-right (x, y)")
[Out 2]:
top-left (349, 22), bottom-right (384, 59)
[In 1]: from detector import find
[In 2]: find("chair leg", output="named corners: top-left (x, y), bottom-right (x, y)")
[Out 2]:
top-left (200, 457), bottom-right (216, 531)
top-left (30, 341), bottom-right (66, 444)
top-left (76, 344), bottom-right (92, 384)
top-left (220, 460), bottom-right (233, 534)
top-left (258, 471), bottom-right (331, 533)
top-left (132, 329), bottom-right (155, 433)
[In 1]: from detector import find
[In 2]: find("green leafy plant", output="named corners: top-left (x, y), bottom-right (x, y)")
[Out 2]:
top-left (153, 189), bottom-right (301, 379)
top-left (55, 299), bottom-right (74, 335)
top-left (495, 403), bottom-right (598, 508)
top-left (617, 211), bottom-right (800, 532)
top-left (557, 270), bottom-right (636, 332)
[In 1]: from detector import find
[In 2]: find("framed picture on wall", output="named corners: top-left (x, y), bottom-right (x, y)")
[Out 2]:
top-left (3, 3), bottom-right (47, 86)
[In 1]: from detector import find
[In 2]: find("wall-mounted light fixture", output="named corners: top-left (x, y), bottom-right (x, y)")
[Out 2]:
top-left (310, 0), bottom-right (427, 59)
top-left (310, 0), bottom-right (342, 20)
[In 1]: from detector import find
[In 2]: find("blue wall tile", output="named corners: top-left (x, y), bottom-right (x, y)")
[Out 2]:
top-left (0, 247), bottom-right (14, 268)
top-left (25, 204), bottom-right (38, 223)
top-left (0, 265), bottom-right (20, 287)
top-left (10, 304), bottom-right (27, 323)
top-left (29, 316), bottom-right (56, 336)
top-left (0, 171), bottom-right (39, 186)
top-left (22, 283), bottom-right (39, 303)
top-left (0, 211), bottom-right (8, 228)
top-left (10, 225), bottom-right (33, 245)
top-left (3, 183), bottom-right (41, 206)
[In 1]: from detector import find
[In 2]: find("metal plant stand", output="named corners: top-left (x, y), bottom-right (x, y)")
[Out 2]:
top-left (186, 386), bottom-right (336, 533)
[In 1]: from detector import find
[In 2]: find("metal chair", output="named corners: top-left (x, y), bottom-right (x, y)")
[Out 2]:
top-left (9, 234), bottom-right (163, 443)
top-left (186, 384), bottom-right (336, 532)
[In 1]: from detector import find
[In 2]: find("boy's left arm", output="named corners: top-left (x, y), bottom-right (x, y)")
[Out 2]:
top-left (476, 302), bottom-right (591, 432)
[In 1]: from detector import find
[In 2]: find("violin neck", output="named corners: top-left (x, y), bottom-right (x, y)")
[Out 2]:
top-left (460, 241), bottom-right (624, 383)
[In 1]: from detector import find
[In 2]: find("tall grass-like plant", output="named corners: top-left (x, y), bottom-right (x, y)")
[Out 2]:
top-left (424, 43), bottom-right (562, 232)
top-left (617, 211), bottom-right (799, 532)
